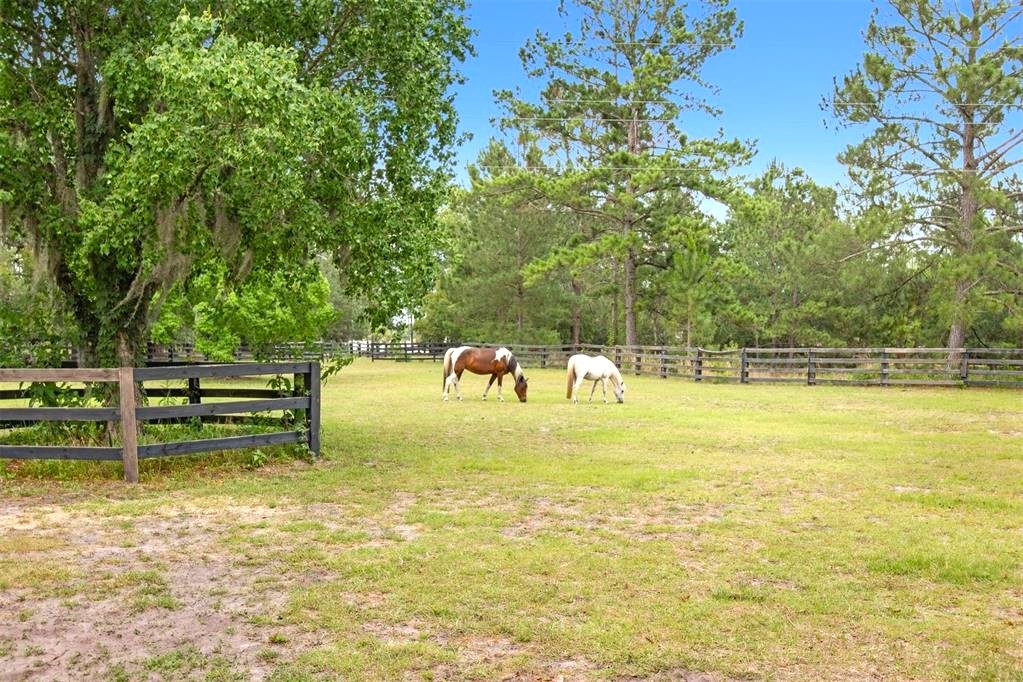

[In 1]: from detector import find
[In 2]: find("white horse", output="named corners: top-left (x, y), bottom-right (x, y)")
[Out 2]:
top-left (566, 354), bottom-right (626, 404)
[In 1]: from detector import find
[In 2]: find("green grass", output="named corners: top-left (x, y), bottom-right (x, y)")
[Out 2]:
top-left (2, 359), bottom-right (1022, 680)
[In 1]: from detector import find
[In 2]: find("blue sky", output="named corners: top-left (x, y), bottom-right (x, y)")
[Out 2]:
top-left (452, 0), bottom-right (875, 189)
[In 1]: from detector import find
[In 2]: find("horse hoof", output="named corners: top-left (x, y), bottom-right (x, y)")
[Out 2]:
top-left (443, 396), bottom-right (448, 402)
top-left (482, 396), bottom-right (487, 401)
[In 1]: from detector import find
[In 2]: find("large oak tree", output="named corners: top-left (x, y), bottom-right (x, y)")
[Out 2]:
top-left (0, 1), bottom-right (470, 365)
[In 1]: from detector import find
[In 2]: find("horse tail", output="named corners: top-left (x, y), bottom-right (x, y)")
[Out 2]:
top-left (566, 356), bottom-right (576, 399)
top-left (443, 347), bottom-right (454, 388)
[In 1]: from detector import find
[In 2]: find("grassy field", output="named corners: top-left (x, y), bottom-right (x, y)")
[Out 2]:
top-left (1, 358), bottom-right (1021, 680)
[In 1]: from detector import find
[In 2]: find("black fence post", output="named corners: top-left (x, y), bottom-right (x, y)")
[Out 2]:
top-left (307, 361), bottom-right (321, 456)
top-left (694, 348), bottom-right (703, 382)
top-left (659, 347), bottom-right (668, 378)
top-left (740, 348), bottom-right (749, 384)
top-left (960, 349), bottom-right (970, 384)
top-left (881, 349), bottom-right (889, 387)
top-left (614, 346), bottom-right (622, 369)
top-left (187, 376), bottom-right (201, 405)
top-left (807, 349), bottom-right (816, 386)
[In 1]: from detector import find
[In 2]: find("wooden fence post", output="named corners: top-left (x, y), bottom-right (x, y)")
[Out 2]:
top-left (187, 377), bottom-right (201, 405)
top-left (659, 347), bottom-right (668, 378)
top-left (960, 349), bottom-right (970, 384)
top-left (740, 348), bottom-right (749, 384)
top-left (694, 348), bottom-right (703, 382)
top-left (306, 361), bottom-right (321, 456)
top-left (881, 349), bottom-right (889, 387)
top-left (614, 346), bottom-right (622, 369)
top-left (541, 348), bottom-right (548, 369)
top-left (807, 349), bottom-right (815, 386)
top-left (118, 367), bottom-right (139, 484)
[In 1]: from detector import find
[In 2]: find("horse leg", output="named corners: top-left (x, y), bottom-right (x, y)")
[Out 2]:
top-left (454, 369), bottom-right (464, 401)
top-left (497, 374), bottom-right (505, 401)
top-left (483, 373), bottom-right (497, 400)
top-left (443, 373), bottom-right (453, 401)
top-left (587, 379), bottom-right (597, 403)
top-left (601, 378), bottom-right (608, 403)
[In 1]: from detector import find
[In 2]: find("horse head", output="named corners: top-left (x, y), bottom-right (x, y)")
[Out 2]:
top-left (514, 374), bottom-right (528, 402)
top-left (503, 351), bottom-right (528, 402)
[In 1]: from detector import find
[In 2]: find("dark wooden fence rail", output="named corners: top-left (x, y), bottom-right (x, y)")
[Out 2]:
top-left (347, 342), bottom-right (1023, 388)
top-left (0, 362), bottom-right (320, 482)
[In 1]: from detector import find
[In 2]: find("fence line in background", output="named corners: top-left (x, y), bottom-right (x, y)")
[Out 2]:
top-left (8, 341), bottom-right (1021, 389)
top-left (342, 341), bottom-right (1023, 388)
top-left (0, 362), bottom-right (321, 481)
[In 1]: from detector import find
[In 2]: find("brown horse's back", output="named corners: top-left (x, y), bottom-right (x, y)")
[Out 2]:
top-left (458, 348), bottom-right (508, 376)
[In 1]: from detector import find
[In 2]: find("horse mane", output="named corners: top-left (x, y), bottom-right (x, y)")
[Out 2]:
top-left (607, 357), bottom-right (624, 387)
top-left (507, 354), bottom-right (523, 383)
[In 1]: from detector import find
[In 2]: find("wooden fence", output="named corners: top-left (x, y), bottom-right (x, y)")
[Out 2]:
top-left (0, 362), bottom-right (321, 482)
top-left (347, 342), bottom-right (1023, 388)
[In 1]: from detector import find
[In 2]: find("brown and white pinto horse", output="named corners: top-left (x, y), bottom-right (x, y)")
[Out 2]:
top-left (442, 346), bottom-right (528, 402)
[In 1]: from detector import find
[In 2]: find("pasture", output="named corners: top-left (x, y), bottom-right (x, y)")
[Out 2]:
top-left (1, 358), bottom-right (1021, 680)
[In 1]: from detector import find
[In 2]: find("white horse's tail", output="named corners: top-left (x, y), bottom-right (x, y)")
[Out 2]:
top-left (443, 347), bottom-right (455, 388)
top-left (566, 356), bottom-right (577, 399)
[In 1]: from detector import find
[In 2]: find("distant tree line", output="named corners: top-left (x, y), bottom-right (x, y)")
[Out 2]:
top-left (418, 0), bottom-right (1023, 350)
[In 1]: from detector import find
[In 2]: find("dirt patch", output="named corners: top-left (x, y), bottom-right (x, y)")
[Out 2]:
top-left (361, 619), bottom-right (424, 645)
top-left (0, 500), bottom-right (324, 680)
top-left (890, 485), bottom-right (932, 494)
top-left (427, 634), bottom-right (531, 679)
top-left (617, 672), bottom-right (723, 682)
top-left (502, 497), bottom-right (726, 542)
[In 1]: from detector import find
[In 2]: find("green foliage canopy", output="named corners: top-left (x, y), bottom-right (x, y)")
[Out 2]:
top-left (0, 1), bottom-right (471, 364)
top-left (829, 0), bottom-right (1023, 350)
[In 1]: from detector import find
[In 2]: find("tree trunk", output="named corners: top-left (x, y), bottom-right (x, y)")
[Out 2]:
top-left (610, 261), bottom-right (619, 345)
top-left (515, 283), bottom-right (525, 336)
top-left (570, 278), bottom-right (582, 347)
top-left (949, 102), bottom-right (978, 364)
top-left (623, 248), bottom-right (638, 347)
top-left (116, 329), bottom-right (141, 368)
top-left (947, 279), bottom-right (970, 350)
top-left (685, 302), bottom-right (692, 349)
top-left (623, 108), bottom-right (640, 348)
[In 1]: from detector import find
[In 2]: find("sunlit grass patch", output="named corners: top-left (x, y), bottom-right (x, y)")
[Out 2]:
top-left (2, 359), bottom-right (1022, 680)
top-left (867, 551), bottom-right (1014, 585)
top-left (0, 558), bottom-right (78, 593)
top-left (0, 534), bottom-right (66, 553)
